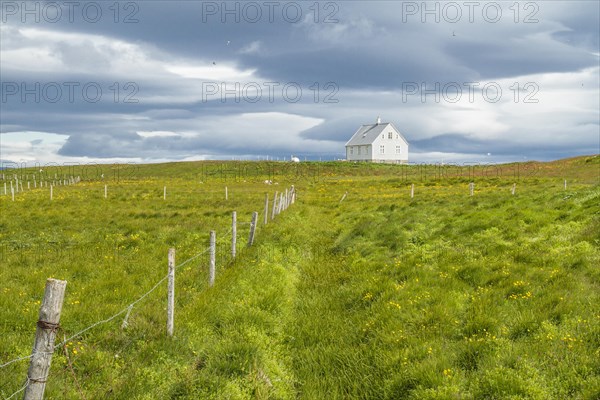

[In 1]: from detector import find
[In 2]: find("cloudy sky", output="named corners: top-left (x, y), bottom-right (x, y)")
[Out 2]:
top-left (1, 1), bottom-right (598, 165)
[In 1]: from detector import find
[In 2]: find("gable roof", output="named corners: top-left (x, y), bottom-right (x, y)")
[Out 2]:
top-left (345, 122), bottom-right (408, 147)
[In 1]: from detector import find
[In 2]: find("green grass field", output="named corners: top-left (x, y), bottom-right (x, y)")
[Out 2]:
top-left (1, 155), bottom-right (599, 399)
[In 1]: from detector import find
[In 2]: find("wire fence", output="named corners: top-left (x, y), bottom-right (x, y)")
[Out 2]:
top-left (0, 185), bottom-right (296, 400)
top-left (1, 248), bottom-right (210, 399)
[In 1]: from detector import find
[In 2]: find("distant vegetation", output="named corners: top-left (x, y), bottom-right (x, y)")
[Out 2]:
top-left (1, 155), bottom-right (598, 399)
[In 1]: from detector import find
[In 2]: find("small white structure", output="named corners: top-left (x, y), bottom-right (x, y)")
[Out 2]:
top-left (345, 117), bottom-right (409, 163)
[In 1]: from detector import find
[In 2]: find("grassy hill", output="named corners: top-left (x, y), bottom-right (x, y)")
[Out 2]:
top-left (1, 155), bottom-right (599, 399)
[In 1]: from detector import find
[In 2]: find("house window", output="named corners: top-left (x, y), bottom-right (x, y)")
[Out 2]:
top-left (380, 145), bottom-right (385, 154)
top-left (396, 133), bottom-right (399, 139)
top-left (381, 134), bottom-right (384, 139)
top-left (388, 132), bottom-right (393, 139)
top-left (396, 146), bottom-right (401, 154)
top-left (350, 147), bottom-right (353, 155)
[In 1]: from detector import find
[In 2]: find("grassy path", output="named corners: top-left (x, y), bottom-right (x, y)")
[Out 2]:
top-left (174, 181), bottom-right (599, 399)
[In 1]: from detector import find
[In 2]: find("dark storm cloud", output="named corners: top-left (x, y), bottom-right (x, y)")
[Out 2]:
top-left (0, 1), bottom-right (598, 163)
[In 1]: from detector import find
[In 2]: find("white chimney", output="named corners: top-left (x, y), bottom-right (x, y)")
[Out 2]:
top-left (376, 116), bottom-right (381, 125)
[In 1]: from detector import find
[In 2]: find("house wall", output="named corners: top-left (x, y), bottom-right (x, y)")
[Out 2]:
top-left (369, 126), bottom-right (408, 163)
top-left (346, 144), bottom-right (372, 161)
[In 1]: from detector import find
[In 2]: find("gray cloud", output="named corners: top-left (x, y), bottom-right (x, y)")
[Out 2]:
top-left (0, 1), bottom-right (598, 164)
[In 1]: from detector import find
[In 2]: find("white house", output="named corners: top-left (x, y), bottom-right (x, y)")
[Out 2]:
top-left (345, 117), bottom-right (409, 163)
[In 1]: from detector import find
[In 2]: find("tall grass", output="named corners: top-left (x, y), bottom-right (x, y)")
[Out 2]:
top-left (1, 155), bottom-right (598, 399)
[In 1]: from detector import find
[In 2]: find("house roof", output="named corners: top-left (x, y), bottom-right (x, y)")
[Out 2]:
top-left (345, 122), bottom-right (408, 147)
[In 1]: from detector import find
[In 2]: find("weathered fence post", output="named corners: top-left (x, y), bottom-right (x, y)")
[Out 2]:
top-left (50, 185), bottom-right (53, 201)
top-left (511, 183), bottom-right (516, 195)
top-left (564, 179), bottom-right (567, 190)
top-left (284, 189), bottom-right (289, 210)
top-left (291, 185), bottom-right (295, 204)
top-left (410, 183), bottom-right (414, 199)
top-left (264, 193), bottom-right (269, 225)
top-left (23, 278), bottom-right (67, 400)
top-left (248, 212), bottom-right (258, 247)
top-left (167, 248), bottom-right (175, 337)
top-left (271, 191), bottom-right (278, 220)
top-left (231, 212), bottom-right (237, 259)
top-left (225, 186), bottom-right (228, 201)
top-left (278, 193), bottom-right (284, 215)
top-left (209, 231), bottom-right (216, 287)
top-left (469, 182), bottom-right (474, 196)
top-left (11, 187), bottom-right (15, 201)
top-left (163, 186), bottom-right (167, 200)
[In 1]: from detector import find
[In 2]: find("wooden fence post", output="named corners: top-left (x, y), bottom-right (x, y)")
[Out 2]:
top-left (163, 186), bottom-right (167, 200)
top-left (225, 186), bottom-right (228, 201)
top-left (167, 248), bottom-right (175, 337)
top-left (271, 191), bottom-right (278, 220)
top-left (50, 185), bottom-right (53, 201)
top-left (23, 278), bottom-right (67, 400)
top-left (231, 212), bottom-right (237, 259)
top-left (410, 183), bottom-right (414, 199)
top-left (264, 193), bottom-right (269, 225)
top-left (564, 179), bottom-right (567, 190)
top-left (511, 183), bottom-right (516, 195)
top-left (291, 185), bottom-right (295, 204)
top-left (469, 182), bottom-right (474, 196)
top-left (248, 212), bottom-right (258, 247)
top-left (209, 231), bottom-right (216, 287)
top-left (278, 193), bottom-right (284, 215)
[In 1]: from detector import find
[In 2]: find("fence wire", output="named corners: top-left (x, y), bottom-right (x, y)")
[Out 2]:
top-left (1, 186), bottom-right (296, 399)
